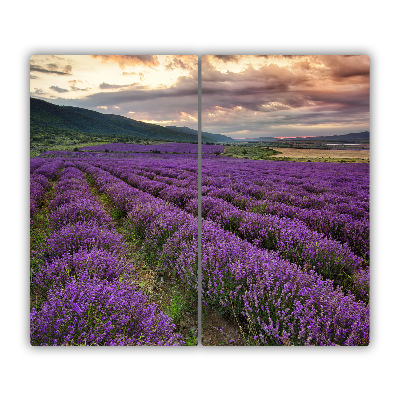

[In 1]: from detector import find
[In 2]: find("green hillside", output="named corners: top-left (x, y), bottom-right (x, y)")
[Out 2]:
top-left (166, 125), bottom-right (236, 143)
top-left (30, 98), bottom-right (198, 149)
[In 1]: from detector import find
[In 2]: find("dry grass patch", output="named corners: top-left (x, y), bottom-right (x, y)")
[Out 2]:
top-left (269, 147), bottom-right (369, 160)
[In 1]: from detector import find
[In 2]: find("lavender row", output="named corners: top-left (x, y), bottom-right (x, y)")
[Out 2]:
top-left (195, 195), bottom-right (368, 301)
top-left (204, 186), bottom-right (369, 260)
top-left (76, 160), bottom-right (369, 345)
top-left (31, 163), bottom-right (183, 346)
top-left (200, 220), bottom-right (369, 345)
top-left (30, 158), bottom-right (46, 173)
top-left (79, 142), bottom-right (224, 154)
top-left (204, 183), bottom-right (369, 235)
top-left (87, 159), bottom-right (199, 209)
top-left (91, 158), bottom-right (198, 186)
top-left (160, 213), bottom-right (369, 345)
top-left (87, 159), bottom-right (368, 300)
top-left (90, 157), bottom-right (368, 261)
top-left (32, 159), bottom-right (64, 180)
top-left (203, 157), bottom-right (369, 217)
top-left (46, 157), bottom-right (368, 289)
top-left (75, 161), bottom-right (199, 291)
top-left (30, 159), bottom-right (64, 223)
top-left (202, 158), bottom-right (369, 260)
top-left (30, 175), bottom-right (50, 223)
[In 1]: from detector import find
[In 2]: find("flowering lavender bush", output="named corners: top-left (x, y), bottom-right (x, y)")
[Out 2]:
top-left (78, 142), bottom-right (223, 154)
top-left (200, 220), bottom-right (369, 345)
top-left (37, 222), bottom-right (127, 262)
top-left (30, 159), bottom-right (64, 223)
top-left (31, 276), bottom-right (184, 346)
top-left (33, 248), bottom-right (132, 293)
top-left (30, 175), bottom-right (50, 221)
top-left (49, 200), bottom-right (114, 230)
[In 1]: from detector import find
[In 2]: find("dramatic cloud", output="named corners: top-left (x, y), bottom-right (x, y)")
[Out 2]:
top-left (72, 77), bottom-right (196, 125)
top-left (212, 55), bottom-right (242, 63)
top-left (202, 55), bottom-right (369, 138)
top-left (68, 80), bottom-right (88, 91)
top-left (164, 55), bottom-right (198, 71)
top-left (30, 64), bottom-right (71, 75)
top-left (99, 82), bottom-right (133, 90)
top-left (91, 55), bottom-right (160, 68)
top-left (30, 55), bottom-right (198, 129)
top-left (69, 86), bottom-right (88, 91)
top-left (318, 55), bottom-right (370, 80)
top-left (73, 76), bottom-right (197, 107)
top-left (50, 85), bottom-right (69, 93)
top-left (30, 61), bottom-right (72, 76)
top-left (31, 88), bottom-right (46, 95)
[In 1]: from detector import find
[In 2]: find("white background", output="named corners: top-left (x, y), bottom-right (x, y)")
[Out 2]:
top-left (1, 1), bottom-right (398, 399)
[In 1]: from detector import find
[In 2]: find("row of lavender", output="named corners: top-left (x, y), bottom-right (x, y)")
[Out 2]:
top-left (80, 155), bottom-right (369, 345)
top-left (75, 161), bottom-right (199, 291)
top-left (87, 159), bottom-right (198, 206)
top-left (30, 158), bottom-right (183, 346)
top-left (196, 195), bottom-right (369, 302)
top-left (83, 157), bottom-right (369, 301)
top-left (85, 154), bottom-right (369, 262)
top-left (30, 159), bottom-right (64, 224)
top-left (78, 143), bottom-right (224, 154)
top-left (202, 157), bottom-right (370, 260)
top-left (41, 151), bottom-right (199, 159)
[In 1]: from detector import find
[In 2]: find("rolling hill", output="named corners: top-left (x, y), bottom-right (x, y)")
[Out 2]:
top-left (30, 98), bottom-right (199, 145)
top-left (166, 126), bottom-right (236, 143)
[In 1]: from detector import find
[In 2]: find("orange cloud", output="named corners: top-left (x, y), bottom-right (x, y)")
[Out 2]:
top-left (164, 55), bottom-right (198, 71)
top-left (91, 55), bottom-right (160, 68)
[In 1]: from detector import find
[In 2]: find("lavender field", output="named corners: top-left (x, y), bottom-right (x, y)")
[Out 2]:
top-left (30, 145), bottom-right (200, 346)
top-left (201, 155), bottom-right (369, 345)
top-left (30, 143), bottom-right (369, 346)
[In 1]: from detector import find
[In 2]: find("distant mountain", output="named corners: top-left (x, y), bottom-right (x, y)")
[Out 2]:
top-left (166, 126), bottom-right (236, 143)
top-left (281, 131), bottom-right (370, 141)
top-left (236, 131), bottom-right (370, 142)
top-left (235, 136), bottom-right (277, 142)
top-left (30, 98), bottom-right (198, 144)
top-left (332, 131), bottom-right (370, 140)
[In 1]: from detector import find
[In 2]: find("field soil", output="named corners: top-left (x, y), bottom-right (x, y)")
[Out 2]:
top-left (268, 147), bottom-right (369, 160)
top-left (202, 306), bottom-right (244, 346)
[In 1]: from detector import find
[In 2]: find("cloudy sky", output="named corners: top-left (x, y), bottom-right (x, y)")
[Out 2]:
top-left (30, 55), bottom-right (370, 139)
top-left (202, 55), bottom-right (370, 138)
top-left (30, 55), bottom-right (198, 129)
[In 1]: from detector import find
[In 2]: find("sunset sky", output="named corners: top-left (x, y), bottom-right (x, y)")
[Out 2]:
top-left (202, 55), bottom-right (370, 139)
top-left (30, 55), bottom-right (198, 129)
top-left (30, 55), bottom-right (370, 139)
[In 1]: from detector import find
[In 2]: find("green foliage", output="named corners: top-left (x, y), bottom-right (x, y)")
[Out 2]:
top-left (108, 205), bottom-right (126, 220)
top-left (185, 331), bottom-right (197, 346)
top-left (223, 145), bottom-right (282, 160)
top-left (164, 289), bottom-right (189, 325)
